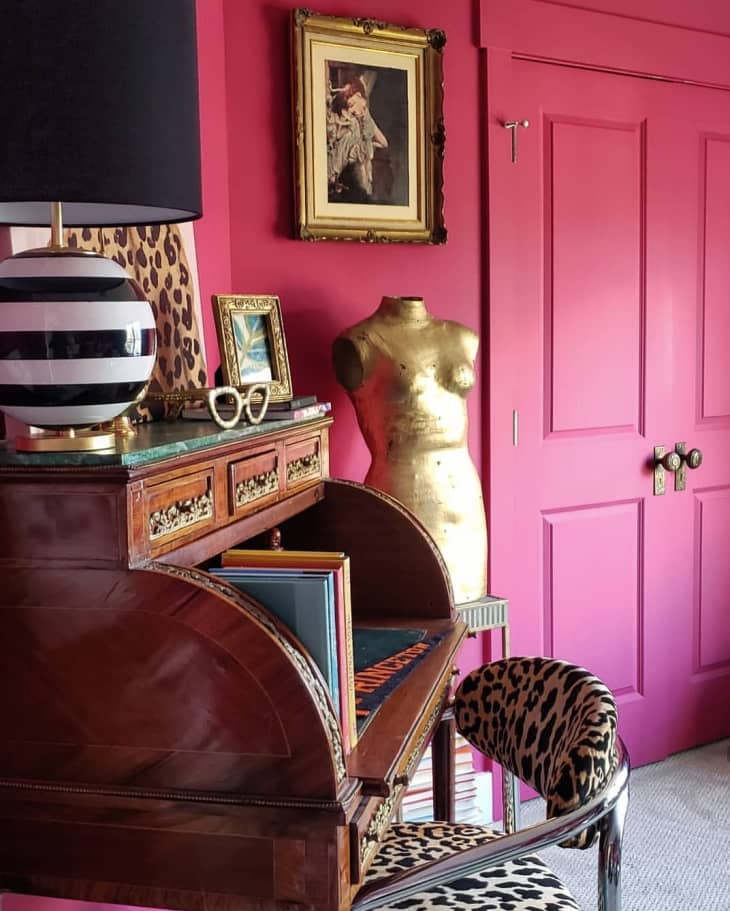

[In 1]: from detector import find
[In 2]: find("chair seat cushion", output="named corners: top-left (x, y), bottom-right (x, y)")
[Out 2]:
top-left (362, 822), bottom-right (580, 910)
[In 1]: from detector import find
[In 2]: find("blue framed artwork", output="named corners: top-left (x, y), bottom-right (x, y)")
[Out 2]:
top-left (212, 294), bottom-right (292, 402)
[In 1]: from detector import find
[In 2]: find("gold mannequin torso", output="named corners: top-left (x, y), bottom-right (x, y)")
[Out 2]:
top-left (333, 296), bottom-right (487, 603)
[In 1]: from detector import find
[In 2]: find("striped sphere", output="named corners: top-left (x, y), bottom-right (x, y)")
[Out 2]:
top-left (0, 250), bottom-right (156, 428)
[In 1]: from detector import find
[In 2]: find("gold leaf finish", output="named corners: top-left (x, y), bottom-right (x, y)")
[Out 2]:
top-left (236, 469), bottom-right (279, 506)
top-left (287, 453), bottom-right (320, 484)
top-left (149, 492), bottom-right (213, 540)
top-left (334, 296), bottom-right (487, 603)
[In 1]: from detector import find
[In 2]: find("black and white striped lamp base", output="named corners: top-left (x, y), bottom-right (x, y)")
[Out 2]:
top-left (0, 248), bottom-right (156, 445)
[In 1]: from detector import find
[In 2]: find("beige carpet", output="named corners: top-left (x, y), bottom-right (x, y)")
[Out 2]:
top-left (522, 738), bottom-right (730, 911)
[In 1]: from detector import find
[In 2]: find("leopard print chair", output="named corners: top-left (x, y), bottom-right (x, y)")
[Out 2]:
top-left (353, 657), bottom-right (630, 911)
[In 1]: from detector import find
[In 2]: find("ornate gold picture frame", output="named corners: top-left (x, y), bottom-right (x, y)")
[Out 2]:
top-left (291, 8), bottom-right (447, 244)
top-left (212, 294), bottom-right (293, 402)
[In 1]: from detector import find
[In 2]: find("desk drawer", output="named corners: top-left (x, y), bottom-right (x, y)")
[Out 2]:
top-left (228, 446), bottom-right (281, 516)
top-left (145, 466), bottom-right (215, 552)
top-left (284, 432), bottom-right (324, 490)
top-left (349, 784), bottom-right (407, 886)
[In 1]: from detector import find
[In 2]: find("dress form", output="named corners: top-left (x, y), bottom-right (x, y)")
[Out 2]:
top-left (333, 296), bottom-right (487, 603)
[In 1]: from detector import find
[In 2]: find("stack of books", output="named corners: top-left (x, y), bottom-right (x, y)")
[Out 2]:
top-left (211, 547), bottom-right (357, 751)
top-left (263, 397), bottom-right (331, 421)
top-left (400, 735), bottom-right (481, 823)
top-left (181, 394), bottom-right (331, 423)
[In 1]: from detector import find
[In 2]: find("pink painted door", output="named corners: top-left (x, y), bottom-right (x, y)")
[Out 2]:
top-left (488, 54), bottom-right (730, 767)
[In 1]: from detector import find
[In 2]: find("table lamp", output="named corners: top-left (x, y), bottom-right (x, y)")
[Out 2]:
top-left (0, 0), bottom-right (202, 451)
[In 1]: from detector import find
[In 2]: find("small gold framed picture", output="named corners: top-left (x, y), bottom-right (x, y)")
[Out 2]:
top-left (291, 8), bottom-right (447, 244)
top-left (212, 294), bottom-right (293, 402)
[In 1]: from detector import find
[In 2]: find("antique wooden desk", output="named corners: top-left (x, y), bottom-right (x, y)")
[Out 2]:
top-left (0, 417), bottom-right (466, 911)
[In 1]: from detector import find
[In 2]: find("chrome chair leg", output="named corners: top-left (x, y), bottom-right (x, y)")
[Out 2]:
top-left (501, 767), bottom-right (521, 833)
top-left (598, 784), bottom-right (629, 911)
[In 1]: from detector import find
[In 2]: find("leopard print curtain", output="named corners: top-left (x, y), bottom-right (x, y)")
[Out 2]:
top-left (66, 224), bottom-right (208, 421)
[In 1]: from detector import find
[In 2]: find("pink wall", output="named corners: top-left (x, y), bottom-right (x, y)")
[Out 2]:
top-left (217, 0), bottom-right (485, 485)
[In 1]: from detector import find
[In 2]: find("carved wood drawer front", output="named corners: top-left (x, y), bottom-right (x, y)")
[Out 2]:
top-left (349, 671), bottom-right (453, 884)
top-left (349, 785), bottom-right (406, 886)
top-left (228, 446), bottom-right (281, 516)
top-left (284, 433), bottom-right (323, 490)
top-left (145, 466), bottom-right (215, 552)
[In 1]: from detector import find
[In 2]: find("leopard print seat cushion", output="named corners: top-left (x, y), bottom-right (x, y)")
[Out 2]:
top-left (455, 657), bottom-right (617, 848)
top-left (363, 822), bottom-right (579, 910)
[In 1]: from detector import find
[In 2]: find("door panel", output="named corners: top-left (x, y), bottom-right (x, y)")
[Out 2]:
top-left (701, 135), bottom-right (730, 419)
top-left (488, 54), bottom-right (730, 766)
top-left (695, 489), bottom-right (730, 670)
top-left (548, 117), bottom-right (643, 434)
top-left (544, 500), bottom-right (642, 698)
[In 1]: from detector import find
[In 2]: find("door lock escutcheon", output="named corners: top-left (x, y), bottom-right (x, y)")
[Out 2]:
top-left (674, 442), bottom-right (703, 491)
top-left (654, 443), bottom-right (704, 494)
top-left (674, 442), bottom-right (687, 492)
top-left (653, 445), bottom-right (681, 496)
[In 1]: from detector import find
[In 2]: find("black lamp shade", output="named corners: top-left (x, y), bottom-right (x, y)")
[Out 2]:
top-left (0, 0), bottom-right (202, 226)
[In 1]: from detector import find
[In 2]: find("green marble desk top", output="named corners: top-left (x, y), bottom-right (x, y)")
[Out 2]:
top-left (0, 416), bottom-right (326, 469)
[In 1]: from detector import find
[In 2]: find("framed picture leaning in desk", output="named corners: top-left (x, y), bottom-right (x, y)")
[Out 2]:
top-left (212, 294), bottom-right (293, 403)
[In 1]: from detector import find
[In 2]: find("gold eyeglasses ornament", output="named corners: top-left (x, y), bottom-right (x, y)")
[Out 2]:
top-left (144, 384), bottom-right (271, 429)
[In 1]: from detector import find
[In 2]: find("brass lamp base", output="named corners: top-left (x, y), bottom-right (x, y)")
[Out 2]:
top-left (104, 415), bottom-right (138, 438)
top-left (15, 426), bottom-right (118, 452)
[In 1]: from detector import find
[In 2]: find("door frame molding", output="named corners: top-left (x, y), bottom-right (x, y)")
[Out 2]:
top-left (479, 0), bottom-right (730, 88)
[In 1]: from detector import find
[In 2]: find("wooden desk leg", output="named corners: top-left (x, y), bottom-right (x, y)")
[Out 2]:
top-left (432, 709), bottom-right (456, 821)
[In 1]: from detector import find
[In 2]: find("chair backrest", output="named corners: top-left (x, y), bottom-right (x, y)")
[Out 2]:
top-left (454, 657), bottom-right (617, 847)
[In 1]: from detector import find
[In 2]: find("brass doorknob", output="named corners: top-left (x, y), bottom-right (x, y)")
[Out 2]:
top-left (660, 450), bottom-right (682, 472)
top-left (685, 448), bottom-right (703, 470)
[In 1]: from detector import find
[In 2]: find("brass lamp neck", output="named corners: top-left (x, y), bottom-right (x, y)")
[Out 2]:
top-left (49, 201), bottom-right (68, 251)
